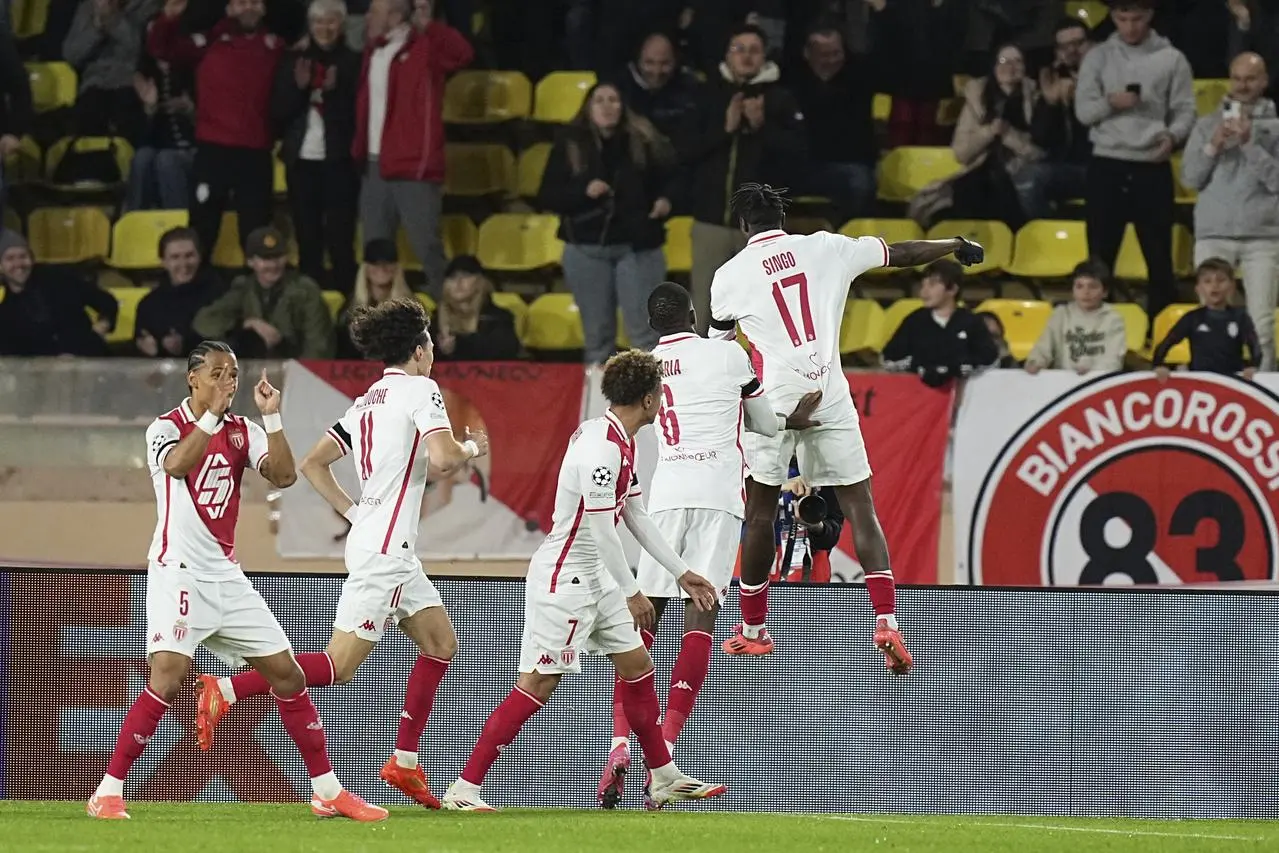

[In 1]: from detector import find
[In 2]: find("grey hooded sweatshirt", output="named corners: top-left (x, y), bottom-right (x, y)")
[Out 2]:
top-left (1026, 303), bottom-right (1128, 372)
top-left (1075, 31), bottom-right (1196, 162)
top-left (1181, 97), bottom-right (1279, 240)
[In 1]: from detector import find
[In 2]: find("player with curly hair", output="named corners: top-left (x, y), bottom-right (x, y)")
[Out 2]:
top-left (193, 298), bottom-right (490, 810)
top-left (709, 183), bottom-right (985, 673)
top-left (441, 350), bottom-right (727, 812)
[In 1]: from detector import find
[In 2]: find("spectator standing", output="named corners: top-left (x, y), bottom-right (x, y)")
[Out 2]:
top-left (610, 32), bottom-right (703, 148)
top-left (909, 44), bottom-right (1042, 229)
top-left (538, 82), bottom-right (675, 365)
top-left (0, 24), bottom-right (32, 215)
top-left (869, 0), bottom-right (965, 148)
top-left (432, 255), bottom-right (521, 361)
top-left (273, 0), bottom-right (361, 294)
top-left (192, 226), bottom-right (335, 358)
top-left (62, 0), bottom-right (149, 138)
top-left (1022, 17), bottom-right (1093, 218)
top-left (681, 23), bottom-right (805, 334)
top-left (785, 24), bottom-right (877, 221)
top-left (148, 0), bottom-right (284, 260)
top-left (1025, 260), bottom-right (1127, 375)
top-left (1075, 0), bottom-right (1195, 328)
top-left (134, 226), bottom-right (224, 356)
top-left (1152, 257), bottom-right (1260, 379)
top-left (881, 259), bottom-right (998, 387)
top-left (128, 50), bottom-right (196, 211)
top-left (335, 237), bottom-right (413, 358)
top-left (355, 0), bottom-right (473, 297)
top-left (1227, 0), bottom-right (1279, 93)
top-left (1181, 51), bottom-right (1279, 371)
top-left (0, 230), bottom-right (117, 356)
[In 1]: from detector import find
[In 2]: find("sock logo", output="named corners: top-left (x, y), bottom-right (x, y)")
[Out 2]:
top-left (673, 680), bottom-right (692, 691)
top-left (133, 733), bottom-right (151, 745)
top-left (306, 721), bottom-right (323, 731)
top-left (401, 711), bottom-right (412, 719)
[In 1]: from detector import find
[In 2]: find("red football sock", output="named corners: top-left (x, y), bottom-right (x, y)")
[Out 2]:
top-left (618, 669), bottom-right (671, 770)
top-left (663, 630), bottom-right (712, 745)
top-left (273, 688), bottom-right (333, 778)
top-left (231, 652), bottom-right (335, 700)
top-left (460, 687), bottom-right (543, 786)
top-left (739, 579), bottom-right (769, 627)
top-left (864, 570), bottom-right (896, 618)
top-left (105, 688), bottom-right (169, 780)
top-left (611, 629), bottom-right (654, 740)
top-left (395, 655), bottom-right (450, 753)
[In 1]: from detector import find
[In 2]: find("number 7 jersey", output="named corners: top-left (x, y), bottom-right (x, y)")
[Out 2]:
top-left (710, 229), bottom-right (888, 421)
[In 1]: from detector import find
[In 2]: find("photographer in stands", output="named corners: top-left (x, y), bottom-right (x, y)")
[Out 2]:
top-left (773, 465), bottom-right (845, 584)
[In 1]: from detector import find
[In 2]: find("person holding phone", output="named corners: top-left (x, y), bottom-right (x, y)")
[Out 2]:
top-left (1074, 0), bottom-right (1195, 332)
top-left (1181, 51), bottom-right (1279, 371)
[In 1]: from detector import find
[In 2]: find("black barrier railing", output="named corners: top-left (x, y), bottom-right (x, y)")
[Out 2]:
top-left (3, 569), bottom-right (1276, 818)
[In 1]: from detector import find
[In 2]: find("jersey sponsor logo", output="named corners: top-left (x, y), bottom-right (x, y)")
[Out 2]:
top-left (968, 373), bottom-right (1279, 585)
top-left (193, 452), bottom-right (236, 519)
top-left (591, 466), bottom-right (614, 487)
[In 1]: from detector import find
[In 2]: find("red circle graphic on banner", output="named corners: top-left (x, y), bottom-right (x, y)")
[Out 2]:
top-left (968, 373), bottom-right (1279, 585)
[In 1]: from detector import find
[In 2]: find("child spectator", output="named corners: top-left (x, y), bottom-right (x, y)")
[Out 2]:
top-left (976, 311), bottom-right (1017, 367)
top-left (1153, 257), bottom-right (1260, 380)
top-left (882, 259), bottom-right (999, 387)
top-left (1025, 260), bottom-right (1127, 374)
top-left (432, 255), bottom-right (521, 362)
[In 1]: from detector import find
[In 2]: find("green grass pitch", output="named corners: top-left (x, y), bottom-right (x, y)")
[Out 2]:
top-left (1, 803), bottom-right (1276, 853)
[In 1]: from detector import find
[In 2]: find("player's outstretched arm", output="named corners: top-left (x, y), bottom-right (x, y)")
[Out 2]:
top-left (300, 434), bottom-right (358, 520)
top-left (886, 237), bottom-right (983, 268)
top-left (254, 370), bottom-right (297, 488)
top-left (620, 502), bottom-right (717, 611)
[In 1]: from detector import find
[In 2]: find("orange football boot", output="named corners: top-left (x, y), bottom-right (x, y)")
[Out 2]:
top-left (380, 756), bottom-right (442, 809)
top-left (86, 794), bottom-right (130, 820)
top-left (874, 617), bottom-right (913, 675)
top-left (311, 790), bottom-right (389, 821)
top-left (721, 623), bottom-right (774, 656)
top-left (194, 674), bottom-right (228, 751)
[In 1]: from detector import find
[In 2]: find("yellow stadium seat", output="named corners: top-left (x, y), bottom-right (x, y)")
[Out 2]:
top-left (414, 292), bottom-right (438, 315)
top-left (28, 206), bottom-right (110, 263)
top-left (26, 62), bottom-right (76, 113)
top-left (664, 216), bottom-right (693, 274)
top-left (477, 213), bottom-right (563, 271)
top-left (877, 146), bottom-right (962, 202)
top-left (109, 210), bottom-right (190, 269)
top-left (1111, 302), bottom-right (1149, 354)
top-left (44, 136), bottom-right (134, 186)
top-left (321, 290), bottom-right (345, 321)
top-left (395, 228), bottom-right (423, 272)
top-left (533, 71), bottom-right (596, 123)
top-left (102, 286), bottom-right (148, 345)
top-left (872, 93), bottom-right (891, 123)
top-left (490, 291), bottom-right (529, 342)
top-left (1152, 304), bottom-right (1197, 365)
top-left (1065, 0), bottom-right (1108, 27)
top-left (3, 135), bottom-right (40, 185)
top-left (1007, 220), bottom-right (1088, 278)
top-left (1193, 79), bottom-right (1229, 116)
top-left (444, 143), bottom-right (516, 197)
top-left (927, 219), bottom-right (1014, 275)
top-left (441, 214), bottom-right (478, 259)
top-left (273, 152), bottom-right (287, 195)
top-left (517, 143), bottom-right (552, 198)
top-left (526, 293), bottom-right (585, 350)
top-left (212, 212), bottom-right (244, 268)
top-left (1172, 153), bottom-right (1196, 204)
top-left (974, 299), bottom-right (1053, 361)
top-left (840, 218), bottom-right (922, 276)
top-left (1114, 223), bottom-right (1195, 280)
top-left (443, 70), bottom-right (533, 124)
top-left (13, 0), bottom-right (51, 39)
top-left (840, 299), bottom-right (886, 355)
top-left (881, 298), bottom-right (924, 348)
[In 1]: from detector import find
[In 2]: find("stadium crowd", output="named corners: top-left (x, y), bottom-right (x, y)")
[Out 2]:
top-left (0, 0), bottom-right (1273, 383)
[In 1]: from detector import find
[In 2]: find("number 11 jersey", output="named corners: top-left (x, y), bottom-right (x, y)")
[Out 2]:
top-left (710, 229), bottom-right (888, 422)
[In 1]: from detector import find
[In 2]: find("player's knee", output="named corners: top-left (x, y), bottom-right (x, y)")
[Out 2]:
top-left (147, 653), bottom-right (188, 702)
top-left (330, 659), bottom-right (359, 685)
top-left (270, 664), bottom-right (307, 697)
top-left (424, 631), bottom-right (458, 661)
top-left (146, 674), bottom-right (183, 704)
top-left (516, 672), bottom-right (558, 702)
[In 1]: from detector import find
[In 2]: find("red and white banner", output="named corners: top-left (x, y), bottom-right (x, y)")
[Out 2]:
top-left (278, 361), bottom-right (587, 559)
top-left (953, 370), bottom-right (1279, 586)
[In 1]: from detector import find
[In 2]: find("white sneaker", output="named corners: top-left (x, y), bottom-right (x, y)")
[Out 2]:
top-left (441, 780), bottom-right (496, 812)
top-left (647, 767), bottom-right (727, 809)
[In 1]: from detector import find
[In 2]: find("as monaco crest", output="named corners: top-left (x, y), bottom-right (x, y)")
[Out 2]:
top-left (173, 619), bottom-right (188, 641)
top-left (968, 373), bottom-right (1279, 585)
top-left (230, 430), bottom-right (245, 451)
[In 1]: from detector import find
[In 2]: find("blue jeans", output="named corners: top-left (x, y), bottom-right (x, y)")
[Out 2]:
top-left (793, 161), bottom-right (877, 222)
top-left (561, 243), bottom-right (664, 365)
top-left (126, 146), bottom-right (194, 211)
top-left (1013, 161), bottom-right (1088, 220)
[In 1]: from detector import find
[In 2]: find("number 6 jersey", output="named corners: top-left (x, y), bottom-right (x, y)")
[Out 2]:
top-left (146, 399), bottom-right (270, 578)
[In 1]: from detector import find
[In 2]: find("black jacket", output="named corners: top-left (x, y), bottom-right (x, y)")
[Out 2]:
top-left (136, 48), bottom-right (196, 150)
top-left (134, 269), bottom-right (225, 356)
top-left (1030, 91), bottom-right (1091, 165)
top-left (0, 26), bottom-right (32, 138)
top-left (609, 65), bottom-right (704, 144)
top-left (882, 307), bottom-right (999, 387)
top-left (537, 125), bottom-right (676, 251)
top-left (432, 301), bottom-right (522, 361)
top-left (677, 64), bottom-right (806, 227)
top-left (271, 40), bottom-right (361, 165)
top-left (784, 58), bottom-right (877, 166)
top-left (1152, 306), bottom-right (1261, 374)
top-left (0, 268), bottom-right (117, 356)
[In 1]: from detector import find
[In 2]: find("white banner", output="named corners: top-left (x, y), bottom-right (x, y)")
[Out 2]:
top-left (953, 370), bottom-right (1279, 586)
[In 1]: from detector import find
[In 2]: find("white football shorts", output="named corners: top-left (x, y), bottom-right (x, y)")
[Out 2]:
top-left (335, 547), bottom-right (444, 642)
top-left (744, 406), bottom-right (872, 487)
top-left (518, 580), bottom-right (641, 675)
top-left (636, 508), bottom-right (741, 603)
top-left (145, 567), bottom-right (291, 668)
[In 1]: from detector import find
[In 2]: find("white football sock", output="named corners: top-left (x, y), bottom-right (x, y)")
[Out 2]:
top-left (610, 736), bottom-right (629, 750)
top-left (95, 774), bottom-right (124, 797)
top-left (742, 623), bottom-right (765, 640)
top-left (311, 771), bottom-right (342, 800)
top-left (217, 677), bottom-right (236, 704)
top-left (878, 614), bottom-right (899, 630)
top-left (394, 749), bottom-right (418, 769)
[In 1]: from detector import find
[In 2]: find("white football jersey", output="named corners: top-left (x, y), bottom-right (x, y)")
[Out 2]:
top-left (527, 410), bottom-right (641, 594)
top-left (146, 399), bottom-right (270, 579)
top-left (649, 332), bottom-right (759, 517)
top-left (710, 229), bottom-right (887, 419)
top-left (325, 368), bottom-right (453, 559)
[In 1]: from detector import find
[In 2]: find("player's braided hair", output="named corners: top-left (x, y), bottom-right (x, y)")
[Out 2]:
top-left (349, 297), bottom-right (431, 365)
top-left (730, 182), bottom-right (789, 230)
top-left (647, 281), bottom-right (693, 335)
top-left (600, 350), bottom-right (663, 407)
top-left (186, 340), bottom-right (234, 391)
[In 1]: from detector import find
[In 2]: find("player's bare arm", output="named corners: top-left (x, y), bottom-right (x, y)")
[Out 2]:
top-left (885, 236), bottom-right (985, 268)
top-left (301, 435), bottom-right (358, 519)
top-left (619, 502), bottom-right (717, 612)
top-left (425, 425), bottom-right (490, 474)
top-left (162, 379), bottom-right (233, 478)
top-left (253, 369), bottom-right (297, 488)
